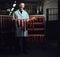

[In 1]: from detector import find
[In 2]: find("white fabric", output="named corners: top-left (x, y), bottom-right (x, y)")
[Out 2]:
top-left (12, 9), bottom-right (29, 37)
top-left (13, 9), bottom-right (29, 20)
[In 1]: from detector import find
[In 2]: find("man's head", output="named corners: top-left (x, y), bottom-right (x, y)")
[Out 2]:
top-left (19, 3), bottom-right (25, 10)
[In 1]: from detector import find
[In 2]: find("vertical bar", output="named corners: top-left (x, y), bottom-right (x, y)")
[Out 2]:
top-left (46, 9), bottom-right (49, 21)
top-left (1, 16), bottom-right (2, 32)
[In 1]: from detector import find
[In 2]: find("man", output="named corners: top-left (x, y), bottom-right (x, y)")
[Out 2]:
top-left (13, 2), bottom-right (29, 53)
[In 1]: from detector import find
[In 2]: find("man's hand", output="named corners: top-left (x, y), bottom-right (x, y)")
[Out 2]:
top-left (31, 16), bottom-right (36, 20)
top-left (27, 16), bottom-right (36, 22)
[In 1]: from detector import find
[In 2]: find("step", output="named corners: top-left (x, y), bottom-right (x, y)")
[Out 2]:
top-left (28, 28), bottom-right (44, 30)
top-left (28, 34), bottom-right (45, 37)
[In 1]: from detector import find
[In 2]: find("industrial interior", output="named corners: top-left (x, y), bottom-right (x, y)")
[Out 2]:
top-left (0, 0), bottom-right (59, 57)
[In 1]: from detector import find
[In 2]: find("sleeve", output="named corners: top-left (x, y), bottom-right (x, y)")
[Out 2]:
top-left (26, 12), bottom-right (29, 21)
top-left (12, 12), bottom-right (16, 20)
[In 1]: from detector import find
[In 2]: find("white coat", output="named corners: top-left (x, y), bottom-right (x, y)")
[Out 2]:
top-left (13, 9), bottom-right (29, 37)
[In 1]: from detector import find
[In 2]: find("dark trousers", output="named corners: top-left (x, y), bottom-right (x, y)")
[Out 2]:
top-left (17, 37), bottom-right (27, 52)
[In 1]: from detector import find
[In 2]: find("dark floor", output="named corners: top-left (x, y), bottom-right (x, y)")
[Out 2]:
top-left (0, 47), bottom-right (60, 57)
top-left (0, 36), bottom-right (60, 57)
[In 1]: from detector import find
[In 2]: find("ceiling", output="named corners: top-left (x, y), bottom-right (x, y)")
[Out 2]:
top-left (0, 0), bottom-right (44, 9)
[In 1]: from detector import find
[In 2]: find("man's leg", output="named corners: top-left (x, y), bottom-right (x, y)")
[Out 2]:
top-left (23, 37), bottom-right (27, 52)
top-left (16, 27), bottom-right (24, 52)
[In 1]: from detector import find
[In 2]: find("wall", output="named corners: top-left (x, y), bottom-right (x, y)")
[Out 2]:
top-left (43, 0), bottom-right (58, 21)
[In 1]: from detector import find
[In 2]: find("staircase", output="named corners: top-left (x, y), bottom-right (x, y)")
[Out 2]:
top-left (27, 15), bottom-right (46, 48)
top-left (0, 15), bottom-right (46, 51)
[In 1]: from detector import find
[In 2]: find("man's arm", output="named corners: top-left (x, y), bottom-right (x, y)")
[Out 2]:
top-left (12, 12), bottom-right (19, 27)
top-left (26, 12), bottom-right (36, 22)
top-left (13, 12), bottom-right (16, 19)
top-left (27, 16), bottom-right (36, 22)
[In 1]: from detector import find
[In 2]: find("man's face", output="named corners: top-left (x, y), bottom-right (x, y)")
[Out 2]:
top-left (19, 3), bottom-right (25, 10)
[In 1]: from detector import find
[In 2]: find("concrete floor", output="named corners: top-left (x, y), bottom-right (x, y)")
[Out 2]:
top-left (0, 37), bottom-right (59, 57)
top-left (0, 47), bottom-right (59, 57)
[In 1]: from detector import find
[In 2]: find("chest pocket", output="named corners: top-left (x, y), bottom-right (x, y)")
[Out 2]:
top-left (22, 14), bottom-right (27, 19)
top-left (16, 13), bottom-right (22, 19)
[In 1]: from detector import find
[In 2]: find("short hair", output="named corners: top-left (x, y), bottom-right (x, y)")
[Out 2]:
top-left (19, 2), bottom-right (25, 6)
